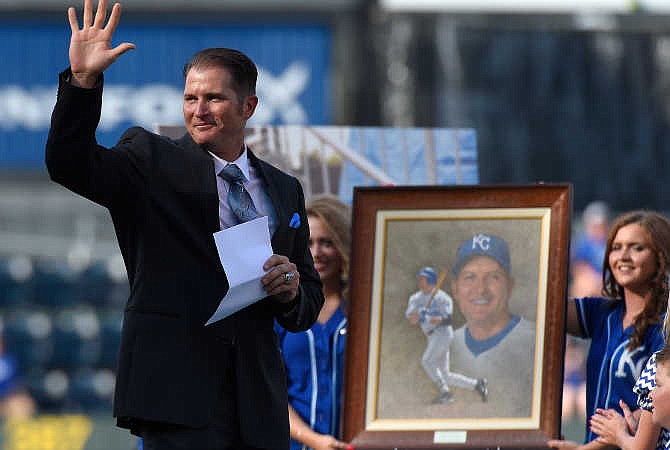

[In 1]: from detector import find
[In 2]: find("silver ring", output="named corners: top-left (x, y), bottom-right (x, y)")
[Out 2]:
top-left (284, 271), bottom-right (295, 285)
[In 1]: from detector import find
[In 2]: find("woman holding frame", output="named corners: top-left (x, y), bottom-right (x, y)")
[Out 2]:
top-left (549, 210), bottom-right (670, 450)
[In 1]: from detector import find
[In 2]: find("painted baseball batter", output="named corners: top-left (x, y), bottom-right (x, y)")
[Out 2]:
top-left (406, 267), bottom-right (488, 404)
top-left (449, 233), bottom-right (536, 417)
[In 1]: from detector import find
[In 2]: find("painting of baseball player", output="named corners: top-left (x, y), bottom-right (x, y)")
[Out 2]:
top-left (450, 233), bottom-right (536, 417)
top-left (406, 267), bottom-right (488, 404)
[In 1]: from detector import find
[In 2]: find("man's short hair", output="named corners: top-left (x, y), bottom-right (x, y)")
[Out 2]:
top-left (417, 267), bottom-right (437, 285)
top-left (183, 48), bottom-right (257, 101)
top-left (452, 233), bottom-right (511, 276)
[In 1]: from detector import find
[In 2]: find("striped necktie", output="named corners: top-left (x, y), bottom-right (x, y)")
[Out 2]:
top-left (218, 164), bottom-right (260, 224)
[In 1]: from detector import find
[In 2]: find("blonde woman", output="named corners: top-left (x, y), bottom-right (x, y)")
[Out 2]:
top-left (275, 195), bottom-right (351, 450)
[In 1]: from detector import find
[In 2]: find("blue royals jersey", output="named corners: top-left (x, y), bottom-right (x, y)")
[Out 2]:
top-left (275, 307), bottom-right (347, 449)
top-left (575, 297), bottom-right (664, 443)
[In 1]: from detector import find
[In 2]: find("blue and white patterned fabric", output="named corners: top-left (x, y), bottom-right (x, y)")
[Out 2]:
top-left (634, 352), bottom-right (670, 450)
top-left (575, 297), bottom-right (665, 443)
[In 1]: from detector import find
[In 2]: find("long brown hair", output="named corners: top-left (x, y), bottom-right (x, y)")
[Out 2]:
top-left (306, 194), bottom-right (351, 298)
top-left (602, 210), bottom-right (670, 349)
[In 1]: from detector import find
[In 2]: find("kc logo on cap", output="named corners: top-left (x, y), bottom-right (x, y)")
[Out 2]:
top-left (471, 233), bottom-right (493, 251)
top-left (452, 233), bottom-right (511, 275)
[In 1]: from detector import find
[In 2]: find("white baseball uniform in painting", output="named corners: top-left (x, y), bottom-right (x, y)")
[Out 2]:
top-left (451, 315), bottom-right (535, 415)
top-left (406, 287), bottom-right (487, 403)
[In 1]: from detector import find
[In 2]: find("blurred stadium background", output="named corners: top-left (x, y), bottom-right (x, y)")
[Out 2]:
top-left (2, 0), bottom-right (670, 448)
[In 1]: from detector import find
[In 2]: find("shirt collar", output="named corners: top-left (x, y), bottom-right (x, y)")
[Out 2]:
top-left (210, 145), bottom-right (251, 181)
top-left (464, 315), bottom-right (521, 356)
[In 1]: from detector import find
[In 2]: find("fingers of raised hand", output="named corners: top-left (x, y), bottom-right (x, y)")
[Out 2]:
top-left (83, 0), bottom-right (94, 27)
top-left (92, 0), bottom-right (108, 28)
top-left (105, 2), bottom-right (125, 35)
top-left (70, 0), bottom-right (118, 32)
top-left (68, 7), bottom-right (79, 33)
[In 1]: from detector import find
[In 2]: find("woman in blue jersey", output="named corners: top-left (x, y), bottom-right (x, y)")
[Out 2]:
top-left (275, 194), bottom-right (350, 450)
top-left (588, 298), bottom-right (670, 450)
top-left (549, 210), bottom-right (670, 450)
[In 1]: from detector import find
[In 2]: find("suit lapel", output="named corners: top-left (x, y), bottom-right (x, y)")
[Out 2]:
top-left (248, 149), bottom-right (285, 244)
top-left (176, 134), bottom-right (221, 237)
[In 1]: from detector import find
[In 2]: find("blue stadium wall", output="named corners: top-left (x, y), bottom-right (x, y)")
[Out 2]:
top-left (0, 15), bottom-right (332, 170)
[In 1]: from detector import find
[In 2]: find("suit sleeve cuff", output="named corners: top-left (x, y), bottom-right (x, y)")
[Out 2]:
top-left (60, 67), bottom-right (103, 89)
top-left (276, 286), bottom-right (302, 314)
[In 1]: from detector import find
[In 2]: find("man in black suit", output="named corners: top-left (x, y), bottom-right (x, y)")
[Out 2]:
top-left (45, 1), bottom-right (324, 449)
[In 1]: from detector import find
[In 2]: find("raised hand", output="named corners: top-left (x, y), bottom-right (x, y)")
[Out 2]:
top-left (68, 0), bottom-right (135, 88)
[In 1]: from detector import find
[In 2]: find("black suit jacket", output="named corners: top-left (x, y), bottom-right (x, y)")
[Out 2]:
top-left (45, 70), bottom-right (324, 449)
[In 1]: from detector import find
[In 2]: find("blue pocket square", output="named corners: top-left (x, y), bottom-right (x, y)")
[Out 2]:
top-left (289, 212), bottom-right (301, 228)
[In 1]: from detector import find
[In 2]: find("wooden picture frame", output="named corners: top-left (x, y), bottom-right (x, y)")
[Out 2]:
top-left (343, 184), bottom-right (572, 449)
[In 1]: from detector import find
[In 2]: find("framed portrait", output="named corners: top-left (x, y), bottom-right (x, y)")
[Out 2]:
top-left (343, 184), bottom-right (572, 449)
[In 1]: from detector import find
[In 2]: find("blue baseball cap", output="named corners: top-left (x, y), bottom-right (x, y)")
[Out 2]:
top-left (452, 234), bottom-right (511, 275)
top-left (416, 267), bottom-right (437, 285)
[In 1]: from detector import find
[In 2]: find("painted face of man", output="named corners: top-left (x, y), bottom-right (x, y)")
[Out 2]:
top-left (451, 255), bottom-right (513, 335)
top-left (417, 275), bottom-right (434, 294)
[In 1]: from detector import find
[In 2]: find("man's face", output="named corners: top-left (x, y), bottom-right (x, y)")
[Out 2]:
top-left (417, 276), bottom-right (432, 294)
top-left (451, 256), bottom-right (513, 330)
top-left (651, 360), bottom-right (670, 428)
top-left (183, 66), bottom-right (258, 156)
